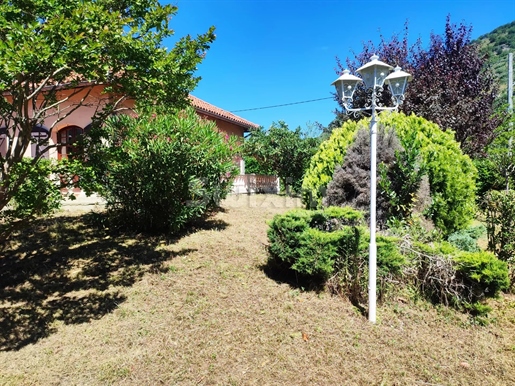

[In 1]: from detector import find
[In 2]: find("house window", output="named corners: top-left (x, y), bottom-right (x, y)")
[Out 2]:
top-left (31, 125), bottom-right (50, 159)
top-left (58, 125), bottom-right (84, 159)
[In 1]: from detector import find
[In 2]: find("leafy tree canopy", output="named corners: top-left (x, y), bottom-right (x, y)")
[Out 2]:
top-left (0, 0), bottom-right (215, 212)
top-left (243, 121), bottom-right (320, 193)
top-left (333, 16), bottom-right (500, 157)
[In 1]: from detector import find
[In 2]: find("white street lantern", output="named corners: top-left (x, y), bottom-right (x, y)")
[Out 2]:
top-left (385, 66), bottom-right (412, 105)
top-left (332, 69), bottom-right (363, 103)
top-left (356, 54), bottom-right (393, 90)
top-left (331, 54), bottom-right (411, 324)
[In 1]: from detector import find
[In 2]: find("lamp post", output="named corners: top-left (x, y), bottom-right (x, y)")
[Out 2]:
top-left (332, 55), bottom-right (411, 323)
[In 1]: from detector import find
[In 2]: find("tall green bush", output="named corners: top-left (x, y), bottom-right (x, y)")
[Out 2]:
top-left (85, 108), bottom-right (239, 233)
top-left (302, 112), bottom-right (477, 235)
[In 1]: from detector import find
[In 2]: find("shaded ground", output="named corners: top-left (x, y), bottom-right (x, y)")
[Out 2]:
top-left (0, 194), bottom-right (514, 385)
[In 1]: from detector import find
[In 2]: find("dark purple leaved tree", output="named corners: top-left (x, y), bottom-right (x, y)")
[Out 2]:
top-left (333, 16), bottom-right (500, 157)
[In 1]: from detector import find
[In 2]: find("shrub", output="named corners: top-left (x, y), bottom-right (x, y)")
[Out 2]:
top-left (301, 120), bottom-right (360, 208)
top-left (484, 190), bottom-right (515, 263)
top-left (323, 126), bottom-right (404, 225)
top-left (267, 207), bottom-right (405, 301)
top-left (268, 207), bottom-right (507, 316)
top-left (407, 241), bottom-right (509, 308)
top-left (447, 224), bottom-right (486, 252)
top-left (378, 129), bottom-right (430, 222)
top-left (454, 251), bottom-right (509, 299)
top-left (302, 112), bottom-right (477, 235)
top-left (85, 108), bottom-right (239, 233)
top-left (2, 158), bottom-right (61, 221)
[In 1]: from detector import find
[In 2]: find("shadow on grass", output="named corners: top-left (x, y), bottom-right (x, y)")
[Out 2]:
top-left (260, 258), bottom-right (368, 316)
top-left (259, 258), bottom-right (326, 293)
top-left (0, 212), bottom-right (227, 351)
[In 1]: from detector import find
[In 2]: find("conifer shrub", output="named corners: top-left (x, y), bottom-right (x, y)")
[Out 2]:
top-left (453, 251), bottom-right (509, 299)
top-left (268, 207), bottom-right (508, 314)
top-left (407, 241), bottom-right (508, 311)
top-left (323, 127), bottom-right (402, 226)
top-left (447, 224), bottom-right (486, 252)
top-left (267, 207), bottom-right (405, 300)
top-left (302, 112), bottom-right (477, 235)
top-left (301, 120), bottom-right (360, 208)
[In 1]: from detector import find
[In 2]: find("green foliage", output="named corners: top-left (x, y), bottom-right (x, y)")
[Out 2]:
top-left (292, 228), bottom-right (342, 279)
top-left (242, 155), bottom-right (272, 175)
top-left (2, 158), bottom-right (61, 219)
top-left (85, 108), bottom-right (239, 233)
top-left (243, 122), bottom-right (320, 193)
top-left (478, 108), bottom-right (515, 194)
top-left (378, 128), bottom-right (428, 222)
top-left (0, 0), bottom-right (214, 224)
top-left (268, 206), bottom-right (508, 315)
top-left (301, 120), bottom-right (361, 208)
top-left (409, 240), bottom-right (508, 310)
top-left (376, 235), bottom-right (405, 277)
top-left (454, 251), bottom-right (509, 297)
top-left (381, 112), bottom-right (477, 234)
top-left (303, 112), bottom-right (477, 235)
top-left (484, 190), bottom-right (515, 265)
top-left (447, 225), bottom-right (486, 252)
top-left (267, 207), bottom-right (405, 301)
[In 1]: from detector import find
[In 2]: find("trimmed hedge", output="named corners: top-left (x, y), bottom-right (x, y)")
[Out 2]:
top-left (268, 207), bottom-right (509, 312)
top-left (267, 207), bottom-right (404, 300)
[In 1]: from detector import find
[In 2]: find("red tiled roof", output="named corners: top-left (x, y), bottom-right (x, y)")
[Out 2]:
top-left (189, 95), bottom-right (259, 130)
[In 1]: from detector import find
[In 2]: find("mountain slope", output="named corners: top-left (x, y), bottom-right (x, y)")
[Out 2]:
top-left (473, 21), bottom-right (515, 105)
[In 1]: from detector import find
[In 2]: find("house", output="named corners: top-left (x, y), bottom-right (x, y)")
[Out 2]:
top-left (1, 82), bottom-right (279, 195)
top-left (0, 83), bottom-right (259, 160)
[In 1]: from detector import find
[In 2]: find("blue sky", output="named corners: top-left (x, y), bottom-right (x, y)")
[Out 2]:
top-left (167, 0), bottom-right (514, 133)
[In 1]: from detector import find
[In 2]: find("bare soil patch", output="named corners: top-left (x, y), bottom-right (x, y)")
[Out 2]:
top-left (1, 194), bottom-right (514, 385)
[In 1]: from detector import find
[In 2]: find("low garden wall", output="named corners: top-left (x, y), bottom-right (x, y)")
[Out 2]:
top-left (231, 174), bottom-right (280, 194)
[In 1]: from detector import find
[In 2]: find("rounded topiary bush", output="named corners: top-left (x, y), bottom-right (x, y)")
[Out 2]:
top-left (302, 112), bottom-right (477, 235)
top-left (267, 206), bottom-right (405, 301)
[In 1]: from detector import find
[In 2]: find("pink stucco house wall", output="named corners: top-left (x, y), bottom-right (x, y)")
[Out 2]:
top-left (0, 83), bottom-right (259, 161)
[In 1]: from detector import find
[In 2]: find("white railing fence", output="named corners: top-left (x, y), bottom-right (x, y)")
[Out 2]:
top-left (231, 174), bottom-right (280, 194)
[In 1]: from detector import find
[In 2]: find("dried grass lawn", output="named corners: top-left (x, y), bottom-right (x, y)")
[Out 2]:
top-left (1, 194), bottom-right (514, 385)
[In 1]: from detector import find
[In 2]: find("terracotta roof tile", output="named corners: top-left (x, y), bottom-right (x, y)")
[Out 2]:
top-left (189, 95), bottom-right (259, 130)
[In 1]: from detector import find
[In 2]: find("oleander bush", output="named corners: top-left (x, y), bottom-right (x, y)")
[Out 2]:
top-left (85, 107), bottom-right (239, 233)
